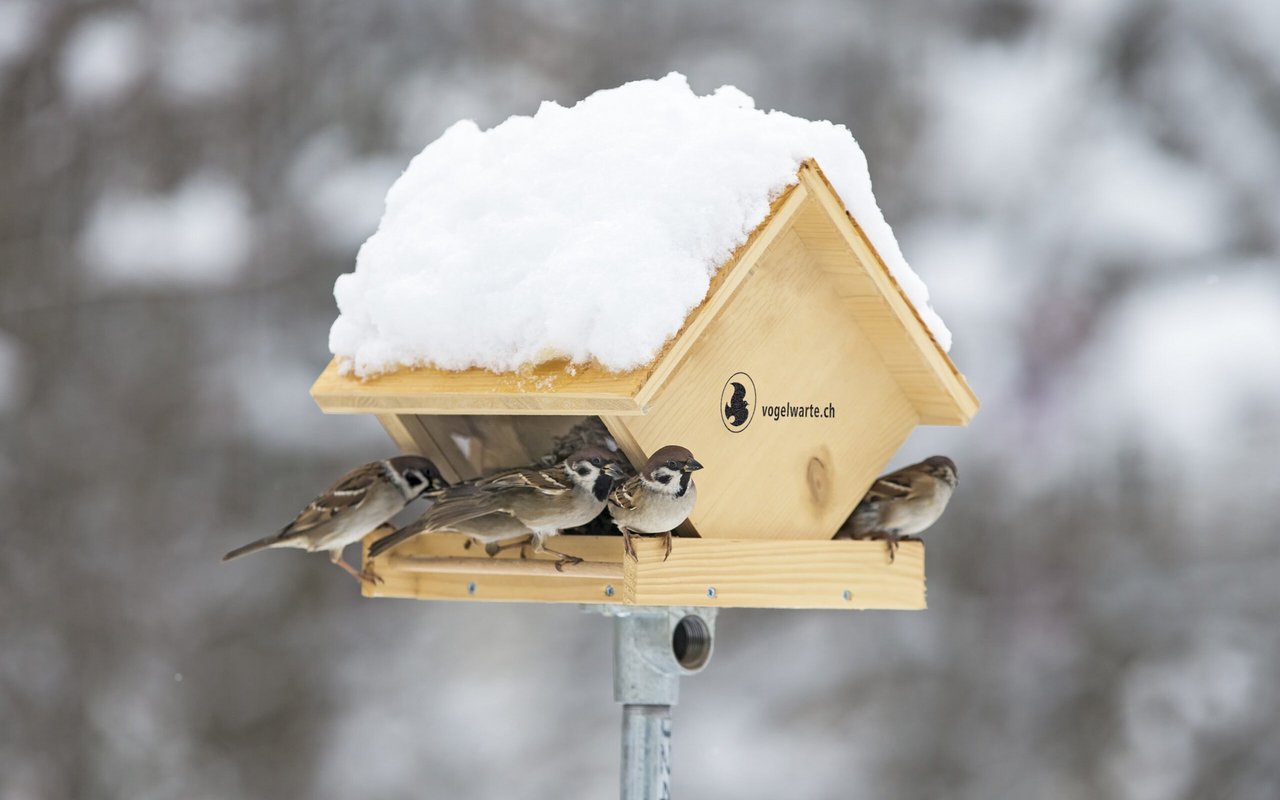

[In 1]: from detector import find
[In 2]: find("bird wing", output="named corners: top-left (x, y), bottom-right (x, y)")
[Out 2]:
top-left (475, 466), bottom-right (572, 496)
top-left (862, 465), bottom-right (930, 504)
top-left (609, 476), bottom-right (643, 512)
top-left (283, 462), bottom-right (382, 536)
top-left (366, 487), bottom-right (521, 558)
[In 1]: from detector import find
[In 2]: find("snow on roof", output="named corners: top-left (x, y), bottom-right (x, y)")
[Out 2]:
top-left (329, 73), bottom-right (950, 377)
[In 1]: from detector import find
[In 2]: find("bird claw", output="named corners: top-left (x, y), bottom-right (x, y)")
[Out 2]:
top-left (662, 532), bottom-right (673, 562)
top-left (553, 554), bottom-right (584, 572)
top-left (359, 563), bottom-right (385, 585)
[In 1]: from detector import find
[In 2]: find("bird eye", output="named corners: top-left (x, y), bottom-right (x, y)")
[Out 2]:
top-left (665, 460), bottom-right (678, 470)
top-left (590, 457), bottom-right (602, 467)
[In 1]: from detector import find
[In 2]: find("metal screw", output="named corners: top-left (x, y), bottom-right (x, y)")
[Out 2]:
top-left (843, 589), bottom-right (852, 601)
top-left (467, 581), bottom-right (477, 595)
top-left (605, 584), bottom-right (615, 597)
top-left (706, 586), bottom-right (716, 598)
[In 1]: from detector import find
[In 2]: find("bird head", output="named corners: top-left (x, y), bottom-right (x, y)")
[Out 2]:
top-left (642, 445), bottom-right (703, 491)
top-left (923, 455), bottom-right (958, 488)
top-left (389, 455), bottom-right (449, 496)
top-left (565, 447), bottom-right (627, 487)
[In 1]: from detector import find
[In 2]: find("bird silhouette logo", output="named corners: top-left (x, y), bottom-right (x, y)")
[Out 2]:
top-left (720, 372), bottom-right (756, 432)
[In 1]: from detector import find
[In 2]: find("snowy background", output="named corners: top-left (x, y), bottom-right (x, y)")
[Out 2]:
top-left (3, 2), bottom-right (1279, 798)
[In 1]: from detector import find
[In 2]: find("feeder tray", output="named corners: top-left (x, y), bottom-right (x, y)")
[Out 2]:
top-left (313, 160), bottom-right (978, 610)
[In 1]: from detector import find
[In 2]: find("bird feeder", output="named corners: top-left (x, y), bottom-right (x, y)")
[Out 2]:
top-left (311, 160), bottom-right (978, 610)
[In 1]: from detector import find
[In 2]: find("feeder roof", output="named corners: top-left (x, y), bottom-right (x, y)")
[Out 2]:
top-left (326, 74), bottom-right (952, 378)
top-left (313, 160), bottom-right (977, 425)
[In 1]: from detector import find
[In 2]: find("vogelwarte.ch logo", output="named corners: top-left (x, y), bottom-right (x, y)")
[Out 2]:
top-left (720, 371), bottom-right (837, 432)
top-left (721, 372), bottom-right (756, 432)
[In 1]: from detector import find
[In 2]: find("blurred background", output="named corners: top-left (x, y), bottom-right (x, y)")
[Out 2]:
top-left (3, 1), bottom-right (1279, 798)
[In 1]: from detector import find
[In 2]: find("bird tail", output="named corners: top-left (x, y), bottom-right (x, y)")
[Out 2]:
top-left (222, 533), bottom-right (283, 561)
top-left (367, 523), bottom-right (423, 559)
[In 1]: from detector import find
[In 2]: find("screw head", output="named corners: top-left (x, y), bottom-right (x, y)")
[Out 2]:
top-left (706, 586), bottom-right (717, 598)
top-left (467, 581), bottom-right (477, 595)
top-left (604, 584), bottom-right (615, 597)
top-left (843, 589), bottom-right (852, 601)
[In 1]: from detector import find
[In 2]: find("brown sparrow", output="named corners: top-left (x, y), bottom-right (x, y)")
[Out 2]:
top-left (223, 456), bottom-right (446, 583)
top-left (834, 455), bottom-right (957, 562)
top-left (608, 445), bottom-right (702, 561)
top-left (369, 447), bottom-right (627, 569)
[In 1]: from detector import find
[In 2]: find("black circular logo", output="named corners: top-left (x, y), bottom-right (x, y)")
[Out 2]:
top-left (721, 372), bottom-right (756, 433)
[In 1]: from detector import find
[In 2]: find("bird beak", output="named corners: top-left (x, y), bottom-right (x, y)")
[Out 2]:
top-left (683, 459), bottom-right (703, 472)
top-left (604, 463), bottom-right (628, 480)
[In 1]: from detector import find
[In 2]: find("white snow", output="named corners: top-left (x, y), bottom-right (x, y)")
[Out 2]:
top-left (330, 73), bottom-right (949, 377)
top-left (79, 172), bottom-right (251, 289)
top-left (58, 11), bottom-right (147, 108)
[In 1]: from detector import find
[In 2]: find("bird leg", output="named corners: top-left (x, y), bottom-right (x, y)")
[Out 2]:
top-left (532, 537), bottom-right (584, 571)
top-left (622, 528), bottom-right (637, 561)
top-left (484, 535), bottom-right (535, 558)
top-left (662, 531), bottom-right (673, 562)
top-left (883, 533), bottom-right (901, 564)
top-left (329, 549), bottom-right (376, 584)
top-left (358, 562), bottom-right (385, 585)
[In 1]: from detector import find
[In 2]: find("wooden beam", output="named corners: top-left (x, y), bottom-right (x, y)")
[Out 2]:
top-left (626, 537), bottom-right (925, 610)
top-left (311, 358), bottom-right (648, 415)
top-left (385, 554), bottom-right (622, 580)
top-left (794, 161), bottom-right (979, 425)
top-left (361, 532), bottom-right (924, 610)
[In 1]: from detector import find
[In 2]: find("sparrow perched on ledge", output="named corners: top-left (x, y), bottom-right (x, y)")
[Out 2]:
top-left (223, 456), bottom-right (446, 583)
top-left (369, 447), bottom-right (627, 570)
top-left (834, 455), bottom-right (957, 562)
top-left (608, 445), bottom-right (703, 560)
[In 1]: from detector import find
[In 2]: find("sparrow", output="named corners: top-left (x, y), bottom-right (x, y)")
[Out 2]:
top-left (543, 418), bottom-right (632, 536)
top-left (223, 455), bottom-right (446, 583)
top-left (541, 417), bottom-right (620, 466)
top-left (608, 445), bottom-right (703, 561)
top-left (834, 456), bottom-right (957, 562)
top-left (368, 447), bottom-right (628, 570)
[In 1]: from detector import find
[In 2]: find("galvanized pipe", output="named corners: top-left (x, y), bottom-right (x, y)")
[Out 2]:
top-left (621, 704), bottom-right (672, 800)
top-left (600, 605), bottom-right (716, 800)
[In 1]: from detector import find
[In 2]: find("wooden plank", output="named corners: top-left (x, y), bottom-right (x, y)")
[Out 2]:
top-left (361, 532), bottom-right (624, 604)
top-left (613, 226), bottom-right (920, 540)
top-left (360, 533), bottom-right (924, 610)
top-left (386, 554), bottom-right (621, 580)
top-left (311, 358), bottom-right (647, 415)
top-left (625, 538), bottom-right (925, 610)
top-left (793, 161), bottom-right (979, 425)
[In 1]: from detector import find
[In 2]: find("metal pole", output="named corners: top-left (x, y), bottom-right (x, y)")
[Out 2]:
top-left (598, 605), bottom-right (717, 800)
top-left (621, 704), bottom-right (672, 799)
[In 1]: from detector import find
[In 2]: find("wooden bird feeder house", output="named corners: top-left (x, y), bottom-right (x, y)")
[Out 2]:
top-left (311, 160), bottom-right (978, 610)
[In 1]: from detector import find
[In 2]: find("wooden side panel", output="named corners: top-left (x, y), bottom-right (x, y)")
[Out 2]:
top-left (416, 415), bottom-right (587, 478)
top-left (376, 414), bottom-right (589, 481)
top-left (361, 533), bottom-right (925, 610)
top-left (612, 225), bottom-right (920, 540)
top-left (376, 413), bottom-right (470, 483)
top-left (626, 538), bottom-right (925, 610)
top-left (794, 164), bottom-right (979, 425)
